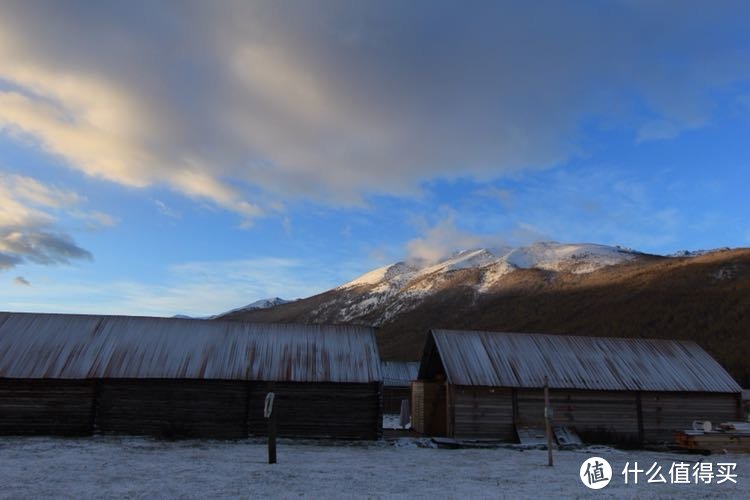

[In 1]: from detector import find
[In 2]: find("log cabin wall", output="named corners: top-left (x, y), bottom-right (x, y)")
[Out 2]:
top-left (451, 386), bottom-right (515, 440)
top-left (410, 381), bottom-right (426, 434)
top-left (641, 391), bottom-right (740, 442)
top-left (0, 379), bottom-right (95, 436)
top-left (247, 382), bottom-right (382, 440)
top-left (414, 330), bottom-right (743, 445)
top-left (515, 389), bottom-right (640, 445)
top-left (0, 379), bottom-right (382, 439)
top-left (0, 312), bottom-right (384, 439)
top-left (410, 380), bottom-right (446, 436)
top-left (445, 388), bottom-right (740, 445)
top-left (95, 379), bottom-right (249, 439)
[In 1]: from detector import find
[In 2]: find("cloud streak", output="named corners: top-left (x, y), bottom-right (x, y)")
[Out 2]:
top-left (0, 256), bottom-right (347, 317)
top-left (0, 0), bottom-right (747, 219)
top-left (0, 172), bottom-right (102, 270)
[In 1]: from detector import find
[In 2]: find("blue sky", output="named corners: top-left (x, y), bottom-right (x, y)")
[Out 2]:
top-left (1, 1), bottom-right (749, 316)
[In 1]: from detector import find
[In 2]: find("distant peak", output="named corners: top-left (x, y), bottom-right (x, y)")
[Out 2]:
top-left (340, 242), bottom-right (645, 290)
top-left (218, 297), bottom-right (291, 317)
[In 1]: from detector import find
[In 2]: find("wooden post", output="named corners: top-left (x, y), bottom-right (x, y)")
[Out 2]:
top-left (636, 392), bottom-right (644, 445)
top-left (544, 376), bottom-right (553, 467)
top-left (265, 392), bottom-right (276, 464)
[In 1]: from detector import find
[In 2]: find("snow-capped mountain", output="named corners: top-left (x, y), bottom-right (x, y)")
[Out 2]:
top-left (341, 242), bottom-right (639, 291)
top-left (222, 242), bottom-right (649, 326)
top-left (218, 244), bottom-right (750, 384)
top-left (220, 297), bottom-right (292, 316)
top-left (175, 297), bottom-right (292, 320)
top-left (327, 242), bottom-right (644, 323)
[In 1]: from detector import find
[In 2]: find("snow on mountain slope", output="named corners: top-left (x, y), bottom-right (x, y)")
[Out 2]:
top-left (501, 242), bottom-right (637, 273)
top-left (343, 262), bottom-right (417, 292)
top-left (341, 242), bottom-right (638, 291)
top-left (218, 297), bottom-right (292, 317)
top-left (176, 297), bottom-right (293, 320)
top-left (329, 242), bottom-right (643, 323)
top-left (419, 248), bottom-right (498, 276)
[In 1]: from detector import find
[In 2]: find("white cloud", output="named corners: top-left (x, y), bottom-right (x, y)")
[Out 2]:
top-left (10, 173), bottom-right (83, 209)
top-left (405, 212), bottom-right (509, 264)
top-left (0, 172), bottom-right (109, 269)
top-left (0, 1), bottom-right (746, 217)
top-left (155, 200), bottom-right (181, 219)
top-left (0, 256), bottom-right (344, 317)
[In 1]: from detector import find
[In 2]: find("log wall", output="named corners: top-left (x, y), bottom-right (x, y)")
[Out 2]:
top-left (247, 382), bottom-right (382, 440)
top-left (516, 389), bottom-right (640, 445)
top-left (641, 392), bottom-right (740, 442)
top-left (0, 379), bottom-right (95, 436)
top-left (95, 380), bottom-right (248, 439)
top-left (0, 379), bottom-right (382, 439)
top-left (411, 380), bottom-right (446, 436)
top-left (438, 386), bottom-right (740, 445)
top-left (451, 386), bottom-right (514, 440)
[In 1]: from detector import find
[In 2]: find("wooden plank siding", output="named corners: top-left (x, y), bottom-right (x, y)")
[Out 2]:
top-left (432, 385), bottom-right (741, 445)
top-left (415, 330), bottom-right (742, 445)
top-left (451, 386), bottom-right (514, 440)
top-left (0, 379), bottom-right (381, 439)
top-left (0, 379), bottom-right (95, 436)
top-left (411, 381), bottom-right (426, 434)
top-left (641, 392), bottom-right (740, 442)
top-left (247, 382), bottom-right (382, 440)
top-left (95, 380), bottom-right (249, 439)
top-left (411, 380), bottom-right (447, 436)
top-left (516, 389), bottom-right (640, 445)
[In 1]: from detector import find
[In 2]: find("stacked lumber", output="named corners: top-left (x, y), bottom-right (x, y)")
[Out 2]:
top-left (675, 421), bottom-right (750, 454)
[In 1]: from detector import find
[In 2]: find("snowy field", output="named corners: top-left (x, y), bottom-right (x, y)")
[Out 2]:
top-left (0, 436), bottom-right (746, 499)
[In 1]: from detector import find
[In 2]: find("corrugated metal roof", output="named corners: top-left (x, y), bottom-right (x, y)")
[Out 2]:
top-left (0, 312), bottom-right (381, 383)
top-left (425, 329), bottom-right (741, 393)
top-left (381, 361), bottom-right (419, 387)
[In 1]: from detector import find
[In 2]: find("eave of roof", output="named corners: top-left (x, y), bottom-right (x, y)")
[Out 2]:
top-left (426, 329), bottom-right (741, 393)
top-left (0, 312), bottom-right (381, 383)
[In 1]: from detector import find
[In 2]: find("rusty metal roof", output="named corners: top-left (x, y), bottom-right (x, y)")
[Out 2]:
top-left (423, 329), bottom-right (741, 393)
top-left (0, 312), bottom-right (381, 383)
top-left (381, 361), bottom-right (419, 387)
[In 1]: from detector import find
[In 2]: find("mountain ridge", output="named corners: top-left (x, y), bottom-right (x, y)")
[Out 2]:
top-left (219, 243), bottom-right (750, 385)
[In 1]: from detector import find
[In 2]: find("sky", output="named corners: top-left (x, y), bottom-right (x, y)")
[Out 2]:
top-left (1, 0), bottom-right (749, 316)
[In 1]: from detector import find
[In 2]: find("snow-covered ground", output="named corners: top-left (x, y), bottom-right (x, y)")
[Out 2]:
top-left (0, 436), bottom-right (745, 498)
top-left (382, 413), bottom-right (411, 430)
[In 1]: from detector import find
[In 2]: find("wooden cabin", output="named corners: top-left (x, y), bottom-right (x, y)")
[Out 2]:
top-left (380, 361), bottom-right (419, 414)
top-left (0, 312), bottom-right (382, 439)
top-left (412, 329), bottom-right (742, 445)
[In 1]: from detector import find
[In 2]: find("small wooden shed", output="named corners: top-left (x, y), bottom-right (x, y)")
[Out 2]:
top-left (0, 312), bottom-right (382, 439)
top-left (413, 329), bottom-right (742, 444)
top-left (380, 361), bottom-right (419, 414)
